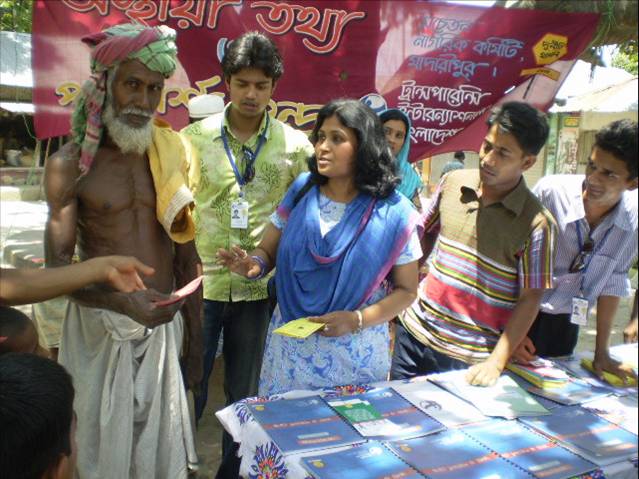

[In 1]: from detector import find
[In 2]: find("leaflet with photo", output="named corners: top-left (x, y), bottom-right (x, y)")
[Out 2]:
top-left (327, 388), bottom-right (443, 441)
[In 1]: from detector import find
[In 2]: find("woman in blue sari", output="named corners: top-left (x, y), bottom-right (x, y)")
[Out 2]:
top-left (217, 99), bottom-right (421, 395)
top-left (379, 109), bottom-right (423, 208)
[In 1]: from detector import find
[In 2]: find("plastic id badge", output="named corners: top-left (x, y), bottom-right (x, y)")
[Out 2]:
top-left (230, 200), bottom-right (249, 229)
top-left (570, 296), bottom-right (589, 326)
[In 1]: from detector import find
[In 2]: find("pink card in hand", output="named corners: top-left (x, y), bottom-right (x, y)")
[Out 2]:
top-left (154, 275), bottom-right (203, 307)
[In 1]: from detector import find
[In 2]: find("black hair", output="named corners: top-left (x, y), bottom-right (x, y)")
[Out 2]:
top-left (0, 353), bottom-right (75, 479)
top-left (0, 306), bottom-right (31, 355)
top-left (593, 119), bottom-right (638, 180)
top-left (454, 151), bottom-right (465, 161)
top-left (486, 101), bottom-right (549, 155)
top-left (222, 31), bottom-right (283, 81)
top-left (307, 99), bottom-right (399, 198)
top-left (379, 109), bottom-right (409, 133)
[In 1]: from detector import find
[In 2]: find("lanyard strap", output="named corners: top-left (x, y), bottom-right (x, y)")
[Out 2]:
top-left (575, 220), bottom-right (613, 295)
top-left (221, 114), bottom-right (270, 189)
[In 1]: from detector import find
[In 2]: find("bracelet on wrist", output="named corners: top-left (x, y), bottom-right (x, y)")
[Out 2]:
top-left (354, 310), bottom-right (364, 333)
top-left (250, 255), bottom-right (268, 280)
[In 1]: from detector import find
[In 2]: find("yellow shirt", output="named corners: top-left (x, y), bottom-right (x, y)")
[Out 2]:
top-left (181, 108), bottom-right (313, 301)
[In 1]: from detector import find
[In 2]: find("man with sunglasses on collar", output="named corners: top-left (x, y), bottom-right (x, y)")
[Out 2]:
top-left (181, 31), bottom-right (313, 477)
top-left (517, 119), bottom-right (638, 384)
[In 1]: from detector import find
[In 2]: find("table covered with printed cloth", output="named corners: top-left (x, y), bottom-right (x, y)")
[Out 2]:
top-left (216, 368), bottom-right (638, 479)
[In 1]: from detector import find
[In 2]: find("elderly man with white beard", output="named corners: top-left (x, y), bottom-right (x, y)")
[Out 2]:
top-left (44, 24), bottom-right (201, 479)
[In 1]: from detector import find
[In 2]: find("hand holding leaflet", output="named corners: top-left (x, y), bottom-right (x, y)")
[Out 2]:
top-left (153, 275), bottom-right (203, 307)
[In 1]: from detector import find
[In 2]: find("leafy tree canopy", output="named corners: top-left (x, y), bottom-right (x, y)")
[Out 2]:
top-left (0, 0), bottom-right (32, 33)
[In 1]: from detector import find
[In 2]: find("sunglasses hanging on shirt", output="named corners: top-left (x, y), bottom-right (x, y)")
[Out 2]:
top-left (569, 237), bottom-right (594, 273)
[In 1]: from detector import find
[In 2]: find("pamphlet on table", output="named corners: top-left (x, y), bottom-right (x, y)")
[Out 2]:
top-left (428, 369), bottom-right (549, 418)
top-left (520, 405), bottom-right (639, 466)
top-left (302, 441), bottom-right (422, 479)
top-left (247, 396), bottom-right (364, 454)
top-left (393, 380), bottom-right (487, 428)
top-left (461, 419), bottom-right (597, 479)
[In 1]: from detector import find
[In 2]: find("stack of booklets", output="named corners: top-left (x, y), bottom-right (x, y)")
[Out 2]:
top-left (326, 388), bottom-right (444, 441)
top-left (428, 369), bottom-right (549, 418)
top-left (506, 358), bottom-right (569, 388)
top-left (247, 396), bottom-right (364, 454)
top-left (302, 423), bottom-right (597, 479)
top-left (520, 405), bottom-right (639, 466)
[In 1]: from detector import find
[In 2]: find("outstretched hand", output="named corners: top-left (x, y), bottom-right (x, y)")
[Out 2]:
top-left (216, 246), bottom-right (261, 278)
top-left (92, 255), bottom-right (155, 293)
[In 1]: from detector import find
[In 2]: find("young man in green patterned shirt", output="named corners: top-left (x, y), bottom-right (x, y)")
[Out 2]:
top-left (181, 31), bottom-right (313, 477)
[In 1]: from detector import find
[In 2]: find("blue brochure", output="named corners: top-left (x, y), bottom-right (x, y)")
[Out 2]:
top-left (327, 387), bottom-right (444, 441)
top-left (386, 430), bottom-right (531, 479)
top-left (302, 441), bottom-right (422, 479)
top-left (248, 396), bottom-right (364, 454)
top-left (521, 405), bottom-right (639, 466)
top-left (462, 420), bottom-right (597, 479)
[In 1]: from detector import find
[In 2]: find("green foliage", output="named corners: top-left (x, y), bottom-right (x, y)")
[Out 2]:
top-left (612, 40), bottom-right (638, 76)
top-left (0, 0), bottom-right (33, 33)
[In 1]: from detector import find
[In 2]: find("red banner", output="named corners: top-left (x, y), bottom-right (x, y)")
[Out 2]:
top-left (32, 0), bottom-right (598, 160)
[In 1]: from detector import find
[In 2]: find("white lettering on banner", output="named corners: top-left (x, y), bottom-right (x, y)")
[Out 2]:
top-left (398, 81), bottom-right (492, 108)
top-left (398, 103), bottom-right (488, 126)
top-left (408, 53), bottom-right (490, 81)
top-left (410, 127), bottom-right (463, 145)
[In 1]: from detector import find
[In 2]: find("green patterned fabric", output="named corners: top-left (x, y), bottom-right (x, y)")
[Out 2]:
top-left (181, 107), bottom-right (313, 301)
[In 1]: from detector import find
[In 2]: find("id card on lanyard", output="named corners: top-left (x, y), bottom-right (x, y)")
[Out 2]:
top-left (570, 221), bottom-right (613, 326)
top-left (221, 115), bottom-right (269, 229)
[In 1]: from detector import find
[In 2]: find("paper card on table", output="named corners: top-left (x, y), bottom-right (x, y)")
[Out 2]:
top-left (153, 275), bottom-right (203, 307)
top-left (393, 380), bottom-right (487, 428)
top-left (247, 396), bottom-right (363, 455)
top-left (273, 318), bottom-right (325, 338)
top-left (302, 441), bottom-right (422, 479)
top-left (428, 369), bottom-right (549, 419)
top-left (461, 419), bottom-right (597, 479)
top-left (386, 430), bottom-right (531, 479)
top-left (520, 405), bottom-right (639, 467)
top-left (327, 388), bottom-right (443, 441)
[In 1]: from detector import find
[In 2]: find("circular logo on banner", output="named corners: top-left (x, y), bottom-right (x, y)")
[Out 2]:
top-left (360, 93), bottom-right (387, 114)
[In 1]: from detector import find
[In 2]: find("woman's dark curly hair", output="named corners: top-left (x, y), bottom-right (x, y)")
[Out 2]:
top-left (307, 99), bottom-right (399, 199)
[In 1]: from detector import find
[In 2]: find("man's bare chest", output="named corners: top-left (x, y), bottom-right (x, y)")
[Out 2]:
top-left (77, 160), bottom-right (157, 215)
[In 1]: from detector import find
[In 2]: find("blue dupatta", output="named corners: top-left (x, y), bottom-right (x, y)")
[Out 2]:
top-left (274, 173), bottom-right (420, 324)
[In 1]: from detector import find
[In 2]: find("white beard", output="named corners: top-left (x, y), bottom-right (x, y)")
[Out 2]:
top-left (102, 102), bottom-right (153, 155)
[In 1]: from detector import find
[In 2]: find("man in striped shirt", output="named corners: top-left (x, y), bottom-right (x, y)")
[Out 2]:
top-left (391, 102), bottom-right (556, 386)
top-left (518, 120), bottom-right (638, 383)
